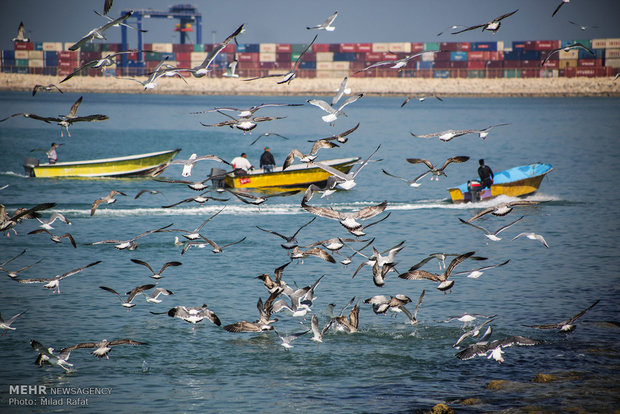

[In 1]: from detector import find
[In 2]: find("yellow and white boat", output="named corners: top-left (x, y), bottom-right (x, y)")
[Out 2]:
top-left (24, 149), bottom-right (181, 178)
top-left (223, 157), bottom-right (360, 189)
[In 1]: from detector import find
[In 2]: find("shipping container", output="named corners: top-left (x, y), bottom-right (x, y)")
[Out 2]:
top-left (221, 44), bottom-right (235, 53)
top-left (605, 38), bottom-right (620, 48)
top-left (333, 52), bottom-right (356, 61)
top-left (33, 42), bottom-right (42, 51)
top-left (317, 62), bottom-right (334, 70)
top-left (434, 51), bottom-right (451, 61)
top-left (193, 44), bottom-right (205, 52)
top-left (339, 43), bottom-right (357, 53)
top-left (299, 61), bottom-right (316, 69)
top-left (388, 42), bottom-right (411, 53)
top-left (467, 60), bottom-right (486, 70)
top-left (276, 44), bottom-right (291, 53)
top-left (372, 43), bottom-right (389, 53)
top-left (471, 41), bottom-right (497, 51)
top-left (43, 67), bottom-right (57, 76)
top-left (534, 40), bottom-right (560, 50)
top-left (259, 61), bottom-right (277, 69)
top-left (562, 39), bottom-right (592, 49)
top-left (3, 50), bottom-right (15, 60)
top-left (80, 43), bottom-right (102, 52)
top-left (559, 49), bottom-right (578, 59)
top-left (42, 42), bottom-right (63, 52)
top-left (411, 43), bottom-right (424, 52)
top-left (605, 49), bottom-right (620, 59)
top-left (173, 44), bottom-right (194, 53)
top-left (577, 59), bottom-right (602, 67)
top-left (421, 51), bottom-right (436, 61)
top-left (541, 60), bottom-right (559, 69)
top-left (276, 52), bottom-right (291, 62)
top-left (591, 39), bottom-right (607, 49)
top-left (433, 69), bottom-right (450, 78)
top-left (605, 58), bottom-right (620, 68)
top-left (259, 52), bottom-right (276, 62)
top-left (433, 60), bottom-right (450, 69)
top-left (316, 52), bottom-right (334, 62)
top-left (312, 44), bottom-right (330, 53)
top-left (58, 51), bottom-right (79, 60)
top-left (15, 59), bottom-right (29, 67)
top-left (364, 53), bottom-right (385, 62)
top-left (259, 43), bottom-right (276, 53)
top-left (450, 61), bottom-right (467, 69)
top-left (357, 43), bottom-right (372, 52)
top-left (15, 42), bottom-right (34, 51)
top-left (503, 60), bottom-right (522, 68)
top-left (512, 41), bottom-right (526, 50)
top-left (416, 61), bottom-right (433, 70)
top-left (15, 50), bottom-right (29, 60)
top-left (237, 44), bottom-right (260, 53)
top-left (579, 48), bottom-right (601, 59)
top-left (423, 42), bottom-right (440, 51)
top-left (291, 43), bottom-right (309, 54)
top-left (190, 52), bottom-right (207, 61)
top-left (450, 51), bottom-right (468, 61)
top-left (151, 43), bottom-right (172, 53)
top-left (440, 42), bottom-right (458, 51)
top-left (487, 60), bottom-right (504, 69)
top-left (467, 70), bottom-right (485, 78)
top-left (558, 59), bottom-right (578, 68)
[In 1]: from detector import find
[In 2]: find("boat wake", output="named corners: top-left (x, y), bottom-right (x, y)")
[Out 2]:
top-left (0, 170), bottom-right (28, 178)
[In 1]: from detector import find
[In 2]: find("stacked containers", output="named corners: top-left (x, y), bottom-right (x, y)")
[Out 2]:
top-left (57, 51), bottom-right (79, 78)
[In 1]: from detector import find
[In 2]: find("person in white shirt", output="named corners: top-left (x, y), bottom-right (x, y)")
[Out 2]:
top-left (47, 143), bottom-right (58, 164)
top-left (231, 152), bottom-right (254, 175)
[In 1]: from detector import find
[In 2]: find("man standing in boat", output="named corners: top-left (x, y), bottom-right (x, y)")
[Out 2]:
top-left (47, 143), bottom-right (59, 164)
top-left (259, 146), bottom-right (276, 173)
top-left (231, 152), bottom-right (254, 176)
top-left (478, 159), bottom-right (494, 188)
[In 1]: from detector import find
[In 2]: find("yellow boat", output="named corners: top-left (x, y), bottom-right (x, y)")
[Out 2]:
top-left (23, 149), bottom-right (181, 178)
top-left (223, 157), bottom-right (360, 189)
top-left (448, 163), bottom-right (553, 203)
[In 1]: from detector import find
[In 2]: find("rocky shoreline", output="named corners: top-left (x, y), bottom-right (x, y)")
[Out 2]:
top-left (1, 73), bottom-right (619, 97)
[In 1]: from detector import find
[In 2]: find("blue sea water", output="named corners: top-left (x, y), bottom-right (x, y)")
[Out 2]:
top-left (0, 91), bottom-right (619, 413)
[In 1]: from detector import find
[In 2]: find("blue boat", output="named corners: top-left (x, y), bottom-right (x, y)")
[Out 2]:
top-left (448, 163), bottom-right (553, 203)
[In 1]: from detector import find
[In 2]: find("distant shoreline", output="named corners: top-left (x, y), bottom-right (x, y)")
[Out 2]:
top-left (1, 74), bottom-right (619, 97)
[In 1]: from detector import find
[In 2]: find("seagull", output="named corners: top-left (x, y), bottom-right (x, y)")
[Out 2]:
top-left (512, 232), bottom-right (549, 248)
top-left (289, 246), bottom-right (336, 264)
top-left (350, 240), bottom-right (405, 287)
top-left (401, 94), bottom-right (443, 107)
top-left (0, 310), bottom-right (27, 335)
top-left (568, 20), bottom-right (599, 31)
top-left (406, 252), bottom-right (486, 272)
top-left (452, 259), bottom-right (510, 279)
top-left (452, 9), bottom-right (518, 34)
top-left (153, 304), bottom-right (221, 327)
top-left (130, 259), bottom-right (182, 279)
top-left (61, 339), bottom-right (147, 359)
top-left (28, 229), bottom-right (77, 248)
top-left (165, 207), bottom-right (225, 240)
top-left (244, 35), bottom-right (318, 84)
top-left (302, 237), bottom-right (369, 253)
top-left (60, 51), bottom-right (142, 83)
top-left (201, 113), bottom-right (286, 135)
top-left (410, 129), bottom-right (476, 142)
top-left (332, 76), bottom-right (351, 105)
top-left (439, 313), bottom-right (497, 328)
top-left (282, 148), bottom-right (320, 170)
top-left (89, 223), bottom-right (172, 250)
top-left (398, 252), bottom-right (475, 293)
top-left (12, 261), bottom-right (101, 294)
top-left (256, 262), bottom-right (291, 294)
top-left (0, 253), bottom-right (42, 278)
top-left (32, 84), bottom-right (63, 96)
top-left (224, 290), bottom-right (281, 333)
top-left (12, 21), bottom-right (30, 42)
top-left (91, 190), bottom-right (127, 216)
top-left (223, 59), bottom-right (239, 78)
top-left (452, 317), bottom-right (496, 348)
top-left (103, 0), bottom-right (113, 15)
top-left (272, 275), bottom-right (324, 318)
top-left (225, 189), bottom-right (301, 206)
top-left (306, 123), bottom-right (360, 147)
top-left (69, 10), bottom-right (134, 51)
top-left (143, 288), bottom-right (174, 304)
top-left (381, 169), bottom-right (425, 188)
top-left (93, 10), bottom-right (147, 33)
top-left (99, 284), bottom-right (156, 309)
top-left (118, 57), bottom-right (178, 90)
top-left (365, 291), bottom-right (425, 325)
top-left (455, 335), bottom-right (542, 363)
top-left (331, 298), bottom-right (360, 333)
top-left (310, 314), bottom-right (333, 343)
top-left (181, 235), bottom-right (246, 254)
top-left (339, 237), bottom-right (375, 266)
top-left (307, 11), bottom-right (338, 31)
top-left (523, 300), bottom-right (600, 333)
top-left (468, 123), bottom-right (510, 139)
top-left (301, 199), bottom-right (388, 232)
top-left (437, 25), bottom-right (467, 36)
top-left (31, 340), bottom-right (73, 372)
top-left (356, 51), bottom-right (439, 73)
top-left (35, 212), bottom-right (70, 230)
top-left (310, 144), bottom-right (380, 190)
top-left (154, 172), bottom-right (229, 192)
top-left (307, 93), bottom-right (364, 125)
top-left (273, 329), bottom-right (310, 349)
top-left (161, 191), bottom-right (229, 208)
top-left (302, 176), bottom-right (342, 202)
top-left (1, 202), bottom-right (56, 236)
top-left (458, 216), bottom-right (524, 241)
top-left (193, 103), bottom-right (303, 119)
top-left (542, 42), bottom-right (594, 65)
top-left (552, 0), bottom-right (569, 17)
top-left (256, 217), bottom-right (316, 249)
top-left (406, 156), bottom-right (470, 181)
top-left (465, 200), bottom-right (539, 222)
top-left (250, 132), bottom-right (289, 146)
top-left (0, 96), bottom-right (108, 137)
top-left (134, 189), bottom-right (163, 199)
top-left (170, 153), bottom-right (230, 177)
top-left (348, 212), bottom-right (391, 237)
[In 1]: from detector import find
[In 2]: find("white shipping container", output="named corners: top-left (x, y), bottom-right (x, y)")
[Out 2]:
top-left (28, 50), bottom-right (43, 59)
top-left (316, 61), bottom-right (334, 70)
top-left (28, 59), bottom-right (44, 68)
top-left (64, 42), bottom-right (76, 51)
top-left (388, 42), bottom-right (411, 53)
top-left (497, 41), bottom-right (505, 51)
top-left (605, 38), bottom-right (620, 48)
top-left (332, 61), bottom-right (350, 70)
top-left (15, 50), bottom-right (29, 59)
top-left (259, 52), bottom-right (276, 62)
top-left (152, 43), bottom-right (173, 53)
top-left (315, 52), bottom-right (334, 62)
top-left (559, 49), bottom-right (578, 59)
top-left (190, 52), bottom-right (207, 61)
top-left (605, 58), bottom-right (620, 68)
top-left (259, 43), bottom-right (276, 53)
top-left (372, 43), bottom-right (389, 52)
top-left (42, 42), bottom-right (63, 52)
top-left (421, 51), bottom-right (436, 61)
top-left (591, 39), bottom-right (607, 49)
top-left (606, 49), bottom-right (620, 59)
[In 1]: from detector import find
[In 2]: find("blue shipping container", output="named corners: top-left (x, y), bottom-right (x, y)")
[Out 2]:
top-left (299, 61), bottom-right (316, 69)
top-left (519, 50), bottom-right (541, 60)
top-left (433, 69), bottom-right (450, 78)
top-left (417, 61), bottom-right (433, 69)
top-left (3, 50), bottom-right (15, 60)
top-left (450, 51), bottom-right (468, 61)
top-left (332, 52), bottom-right (356, 61)
top-left (512, 41), bottom-right (526, 49)
top-left (471, 41), bottom-right (497, 51)
top-left (578, 48), bottom-right (600, 59)
top-left (237, 44), bottom-right (260, 53)
top-left (503, 50), bottom-right (522, 61)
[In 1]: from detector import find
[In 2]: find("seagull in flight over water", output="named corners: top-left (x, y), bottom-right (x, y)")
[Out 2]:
top-left (451, 10), bottom-right (518, 34)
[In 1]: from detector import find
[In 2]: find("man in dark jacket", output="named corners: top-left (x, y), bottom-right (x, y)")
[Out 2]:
top-left (478, 159), bottom-right (494, 188)
top-left (260, 147), bottom-right (276, 173)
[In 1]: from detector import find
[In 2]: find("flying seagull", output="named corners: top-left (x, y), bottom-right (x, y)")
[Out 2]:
top-left (310, 144), bottom-right (380, 190)
top-left (541, 42), bottom-right (594, 66)
top-left (12, 21), bottom-right (30, 42)
top-left (201, 112), bottom-right (286, 135)
top-left (465, 200), bottom-right (539, 222)
top-left (568, 20), bottom-right (599, 31)
top-left (91, 190), bottom-right (127, 216)
top-left (307, 11), bottom-right (338, 31)
top-left (69, 10), bottom-right (134, 51)
top-left (452, 259), bottom-right (510, 279)
top-left (458, 216), bottom-right (524, 241)
top-left (256, 217), bottom-right (316, 249)
top-left (244, 35), bottom-right (318, 84)
top-left (332, 76), bottom-right (351, 105)
top-left (89, 223), bottom-right (172, 250)
top-left (60, 50), bottom-right (142, 83)
top-left (181, 235), bottom-right (246, 255)
top-left (192, 103), bottom-right (303, 119)
top-left (32, 84), bottom-right (63, 96)
top-left (250, 132), bottom-right (289, 146)
top-left (302, 200), bottom-right (388, 232)
top-left (452, 10), bottom-right (518, 34)
top-left (28, 229), bottom-right (77, 248)
top-left (61, 338), bottom-right (147, 359)
top-left (307, 93), bottom-right (364, 125)
top-left (306, 123), bottom-right (360, 147)
top-left (152, 304), bottom-right (221, 327)
top-left (224, 290), bottom-right (281, 333)
top-left (406, 156), bottom-right (470, 181)
top-left (523, 300), bottom-right (600, 333)
top-left (130, 259), bottom-right (182, 279)
top-left (0, 310), bottom-right (27, 335)
top-left (161, 191), bottom-right (229, 208)
top-left (99, 284), bottom-right (156, 309)
top-left (356, 51), bottom-right (439, 73)
top-left (273, 328), bottom-right (310, 349)
top-left (1, 202), bottom-right (56, 235)
top-left (398, 252), bottom-right (475, 293)
top-left (12, 261), bottom-right (101, 294)
top-left (401, 94), bottom-right (443, 107)
top-left (410, 129), bottom-right (476, 142)
top-left (169, 153), bottom-right (230, 177)
top-left (552, 0), bottom-right (569, 17)
top-left (226, 189), bottom-right (300, 206)
top-left (512, 232), bottom-right (549, 248)
top-left (455, 335), bottom-right (542, 363)
top-left (31, 340), bottom-right (73, 372)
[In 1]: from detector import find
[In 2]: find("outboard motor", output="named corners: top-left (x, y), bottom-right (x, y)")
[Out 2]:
top-left (467, 180), bottom-right (482, 202)
top-left (23, 157), bottom-right (39, 177)
top-left (210, 168), bottom-right (227, 191)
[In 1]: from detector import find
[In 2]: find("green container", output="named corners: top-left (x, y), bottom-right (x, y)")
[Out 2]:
top-left (145, 52), bottom-right (163, 61)
top-left (193, 43), bottom-right (205, 52)
top-left (15, 59), bottom-right (29, 67)
top-left (290, 44), bottom-right (308, 54)
top-left (467, 70), bottom-right (485, 78)
top-left (291, 52), bottom-right (302, 62)
top-left (80, 43), bottom-right (102, 52)
top-left (503, 69), bottom-right (522, 78)
top-left (423, 42), bottom-right (440, 51)
top-left (34, 42), bottom-right (43, 51)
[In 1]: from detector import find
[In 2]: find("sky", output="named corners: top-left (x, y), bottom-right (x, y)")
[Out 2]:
top-left (1, 0), bottom-right (620, 50)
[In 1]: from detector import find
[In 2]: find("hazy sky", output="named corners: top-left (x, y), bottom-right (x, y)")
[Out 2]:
top-left (2, 0), bottom-right (619, 50)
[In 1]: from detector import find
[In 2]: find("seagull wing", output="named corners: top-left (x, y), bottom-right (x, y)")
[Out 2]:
top-left (130, 259), bottom-right (156, 275)
top-left (307, 99), bottom-right (336, 115)
top-left (196, 24), bottom-right (245, 71)
top-left (495, 9), bottom-right (518, 22)
top-left (398, 269), bottom-right (440, 282)
top-left (56, 261), bottom-right (101, 280)
top-left (444, 252), bottom-right (475, 277)
top-left (292, 34), bottom-right (318, 72)
top-left (301, 203), bottom-right (342, 221)
top-left (406, 158), bottom-right (435, 170)
top-left (451, 23), bottom-right (487, 34)
top-left (438, 156), bottom-right (470, 172)
top-left (494, 216), bottom-right (524, 235)
top-left (67, 96), bottom-right (83, 118)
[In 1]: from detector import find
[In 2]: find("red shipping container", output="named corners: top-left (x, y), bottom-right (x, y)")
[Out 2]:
top-left (488, 51), bottom-right (503, 61)
top-left (202, 44), bottom-right (214, 52)
top-left (539, 51), bottom-right (558, 62)
top-left (312, 44), bottom-right (329, 53)
top-left (106, 43), bottom-right (121, 52)
top-left (237, 52), bottom-right (259, 62)
top-left (535, 40), bottom-right (561, 50)
top-left (14, 42), bottom-right (34, 50)
top-left (541, 60), bottom-right (559, 69)
top-left (467, 60), bottom-right (486, 69)
top-left (522, 60), bottom-right (540, 68)
top-left (87, 68), bottom-right (103, 77)
top-left (29, 68), bottom-right (44, 75)
top-left (452, 69), bottom-right (468, 78)
top-left (577, 59), bottom-right (600, 67)
top-left (173, 44), bottom-right (193, 53)
top-left (450, 61), bottom-right (467, 69)
top-left (221, 44), bottom-right (235, 53)
top-left (433, 60), bottom-right (450, 69)
top-left (176, 60), bottom-right (191, 68)
top-left (357, 43), bottom-right (372, 52)
top-left (57, 68), bottom-right (75, 76)
top-left (364, 53), bottom-right (384, 62)
top-left (303, 52), bottom-right (316, 61)
top-left (339, 43), bottom-right (357, 52)
top-left (276, 52), bottom-right (291, 62)
top-left (411, 43), bottom-right (424, 52)
top-left (456, 42), bottom-right (471, 51)
top-left (238, 61), bottom-right (260, 69)
top-left (468, 51), bottom-right (485, 61)
top-left (486, 69), bottom-right (503, 78)
top-left (523, 41), bottom-right (537, 50)
top-left (440, 42), bottom-right (458, 51)
top-left (58, 51), bottom-right (79, 60)
top-left (259, 61), bottom-right (277, 69)
top-left (276, 44), bottom-right (292, 52)
top-left (58, 61), bottom-right (78, 68)
top-left (350, 61), bottom-right (366, 70)
top-left (503, 60), bottom-right (522, 68)
top-left (126, 52), bottom-right (139, 60)
top-left (80, 51), bottom-right (101, 61)
top-left (383, 53), bottom-right (398, 60)
top-left (521, 69), bottom-right (540, 78)
top-left (144, 43), bottom-right (153, 51)
top-left (175, 52), bottom-right (191, 61)
top-left (487, 60), bottom-right (504, 69)
top-left (434, 51), bottom-right (451, 61)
